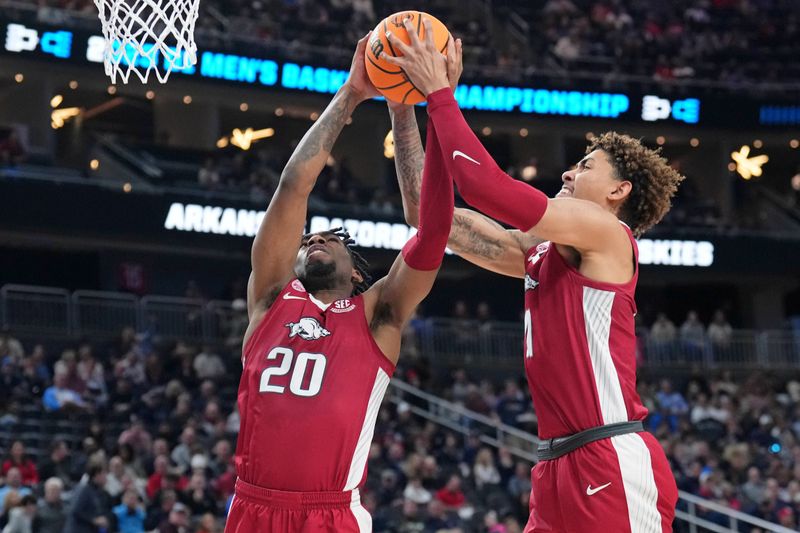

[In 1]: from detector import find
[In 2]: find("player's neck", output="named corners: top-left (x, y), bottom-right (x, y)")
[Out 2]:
top-left (308, 288), bottom-right (351, 304)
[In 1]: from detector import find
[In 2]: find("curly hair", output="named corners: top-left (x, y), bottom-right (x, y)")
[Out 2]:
top-left (587, 132), bottom-right (685, 237)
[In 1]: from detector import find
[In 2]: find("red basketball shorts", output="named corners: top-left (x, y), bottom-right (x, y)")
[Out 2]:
top-left (224, 479), bottom-right (372, 533)
top-left (524, 431), bottom-right (677, 533)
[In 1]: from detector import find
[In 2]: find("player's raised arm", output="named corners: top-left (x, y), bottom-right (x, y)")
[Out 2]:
top-left (383, 20), bottom-right (630, 256)
top-left (363, 116), bottom-right (453, 361)
top-left (387, 42), bottom-right (533, 279)
top-left (248, 34), bottom-right (379, 317)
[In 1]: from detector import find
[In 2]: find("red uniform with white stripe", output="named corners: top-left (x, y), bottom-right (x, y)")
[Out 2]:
top-left (225, 279), bottom-right (394, 533)
top-left (522, 225), bottom-right (677, 533)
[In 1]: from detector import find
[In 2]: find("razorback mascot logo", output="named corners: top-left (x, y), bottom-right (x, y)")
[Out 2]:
top-left (285, 317), bottom-right (331, 341)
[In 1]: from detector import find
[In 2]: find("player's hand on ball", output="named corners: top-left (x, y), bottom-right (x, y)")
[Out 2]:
top-left (382, 18), bottom-right (450, 97)
top-left (447, 36), bottom-right (463, 93)
top-left (347, 32), bottom-right (381, 102)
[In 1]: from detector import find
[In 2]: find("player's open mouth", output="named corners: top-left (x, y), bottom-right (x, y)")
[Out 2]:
top-left (308, 246), bottom-right (328, 258)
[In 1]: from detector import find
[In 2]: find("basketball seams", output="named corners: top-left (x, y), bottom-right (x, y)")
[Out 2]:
top-left (402, 87), bottom-right (424, 104)
top-left (366, 54), bottom-right (403, 75)
top-left (375, 78), bottom-right (412, 91)
top-left (383, 20), bottom-right (400, 58)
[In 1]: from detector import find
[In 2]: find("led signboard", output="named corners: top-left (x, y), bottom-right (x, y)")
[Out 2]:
top-left (2, 20), bottom-right (710, 124)
top-left (163, 202), bottom-right (715, 267)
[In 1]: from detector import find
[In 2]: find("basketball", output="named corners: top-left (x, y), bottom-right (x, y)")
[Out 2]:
top-left (365, 11), bottom-right (451, 105)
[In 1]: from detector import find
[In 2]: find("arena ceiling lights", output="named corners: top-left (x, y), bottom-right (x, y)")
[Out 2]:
top-left (731, 145), bottom-right (769, 180)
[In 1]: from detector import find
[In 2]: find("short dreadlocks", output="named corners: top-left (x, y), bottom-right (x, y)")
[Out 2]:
top-left (302, 227), bottom-right (372, 295)
top-left (587, 132), bottom-right (685, 237)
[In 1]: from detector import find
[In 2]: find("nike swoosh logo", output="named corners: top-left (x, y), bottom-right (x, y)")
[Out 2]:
top-left (586, 482), bottom-right (611, 496)
top-left (452, 150), bottom-right (481, 165)
top-left (283, 293), bottom-right (307, 301)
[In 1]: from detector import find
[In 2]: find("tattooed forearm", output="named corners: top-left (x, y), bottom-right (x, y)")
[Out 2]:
top-left (282, 86), bottom-right (359, 186)
top-left (448, 212), bottom-right (505, 259)
top-left (389, 106), bottom-right (423, 209)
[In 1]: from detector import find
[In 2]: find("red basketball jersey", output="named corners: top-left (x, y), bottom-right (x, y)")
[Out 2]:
top-left (523, 224), bottom-right (648, 440)
top-left (236, 279), bottom-right (395, 492)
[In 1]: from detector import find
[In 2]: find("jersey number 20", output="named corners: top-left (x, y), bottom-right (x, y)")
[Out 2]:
top-left (259, 347), bottom-right (327, 397)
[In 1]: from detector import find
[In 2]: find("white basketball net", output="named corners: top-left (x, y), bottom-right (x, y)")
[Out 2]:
top-left (94, 0), bottom-right (200, 84)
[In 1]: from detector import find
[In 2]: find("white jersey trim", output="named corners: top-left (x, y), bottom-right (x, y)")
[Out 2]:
top-left (343, 368), bottom-right (390, 491)
top-left (611, 433), bottom-right (662, 533)
top-left (308, 293), bottom-right (331, 311)
top-left (350, 489), bottom-right (372, 532)
top-left (582, 286), bottom-right (628, 424)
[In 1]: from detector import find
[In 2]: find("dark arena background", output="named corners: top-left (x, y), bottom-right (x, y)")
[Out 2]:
top-left (1, 0), bottom-right (799, 532)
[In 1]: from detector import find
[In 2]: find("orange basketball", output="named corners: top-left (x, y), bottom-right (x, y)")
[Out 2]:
top-left (365, 11), bottom-right (451, 105)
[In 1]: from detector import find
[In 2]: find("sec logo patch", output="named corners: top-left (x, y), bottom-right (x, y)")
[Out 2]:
top-left (331, 299), bottom-right (356, 313)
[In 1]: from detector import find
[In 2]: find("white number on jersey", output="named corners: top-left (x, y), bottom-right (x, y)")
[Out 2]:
top-left (524, 309), bottom-right (534, 359)
top-left (259, 347), bottom-right (327, 397)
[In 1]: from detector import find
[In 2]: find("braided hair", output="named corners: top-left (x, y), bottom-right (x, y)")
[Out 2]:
top-left (302, 227), bottom-right (372, 295)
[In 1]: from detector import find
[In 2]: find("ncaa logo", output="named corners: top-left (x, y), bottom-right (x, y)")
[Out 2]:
top-left (641, 95), bottom-right (700, 124)
top-left (331, 299), bottom-right (356, 314)
top-left (291, 280), bottom-right (306, 293)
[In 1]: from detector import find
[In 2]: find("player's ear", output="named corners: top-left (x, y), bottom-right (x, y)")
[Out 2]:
top-left (609, 179), bottom-right (632, 202)
top-left (351, 268), bottom-right (364, 285)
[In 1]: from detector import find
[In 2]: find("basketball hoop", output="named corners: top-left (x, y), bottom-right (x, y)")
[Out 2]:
top-left (93, 0), bottom-right (200, 84)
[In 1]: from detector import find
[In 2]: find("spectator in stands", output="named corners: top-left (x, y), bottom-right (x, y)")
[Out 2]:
top-left (170, 427), bottom-right (197, 473)
top-left (382, 499), bottom-right (425, 533)
top-left (193, 346), bottom-right (225, 380)
top-left (0, 468), bottom-right (32, 515)
top-left (104, 456), bottom-right (128, 499)
top-left (156, 501), bottom-right (190, 533)
top-left (118, 415), bottom-right (153, 457)
top-left (2, 442), bottom-right (38, 486)
top-left (507, 461), bottom-right (532, 501)
top-left (473, 448), bottom-right (501, 490)
top-left (54, 350), bottom-right (86, 395)
top-left (680, 310), bottom-right (707, 357)
top-left (146, 456), bottom-right (171, 501)
top-left (43, 371), bottom-right (87, 413)
top-left (740, 466), bottom-right (765, 509)
top-left (402, 477), bottom-right (431, 506)
top-left (652, 379), bottom-right (689, 433)
top-left (424, 498), bottom-right (454, 532)
top-left (77, 344), bottom-right (107, 408)
top-left (650, 312), bottom-right (677, 345)
top-left (144, 488), bottom-right (177, 531)
top-left (32, 477), bottom-right (65, 533)
top-left (778, 507), bottom-right (797, 530)
top-left (112, 488), bottom-right (145, 533)
top-left (435, 474), bottom-right (466, 511)
top-left (689, 393), bottom-right (730, 429)
top-left (25, 344), bottom-right (49, 383)
top-left (208, 439), bottom-right (232, 479)
top-left (495, 380), bottom-right (527, 427)
top-left (183, 471), bottom-right (217, 516)
top-left (64, 462), bottom-right (111, 533)
top-left (707, 310), bottom-right (733, 349)
top-left (0, 329), bottom-right (23, 360)
top-left (37, 440), bottom-right (73, 488)
top-left (2, 493), bottom-right (36, 533)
